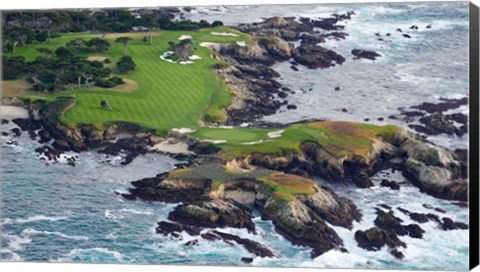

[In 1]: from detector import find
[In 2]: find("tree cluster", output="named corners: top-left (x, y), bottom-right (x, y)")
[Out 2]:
top-left (2, 44), bottom-right (128, 92)
top-left (3, 9), bottom-right (224, 51)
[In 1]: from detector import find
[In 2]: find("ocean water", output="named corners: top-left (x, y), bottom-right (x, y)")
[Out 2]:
top-left (0, 2), bottom-right (470, 270)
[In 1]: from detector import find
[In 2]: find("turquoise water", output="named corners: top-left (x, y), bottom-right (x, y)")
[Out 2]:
top-left (1, 2), bottom-right (471, 270)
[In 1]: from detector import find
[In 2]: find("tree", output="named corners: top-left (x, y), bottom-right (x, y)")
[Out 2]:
top-left (116, 56), bottom-right (136, 74)
top-left (2, 56), bottom-right (26, 80)
top-left (140, 13), bottom-right (158, 45)
top-left (7, 27), bottom-right (30, 53)
top-left (115, 36), bottom-right (133, 55)
top-left (55, 46), bottom-right (74, 59)
top-left (86, 38), bottom-right (110, 52)
top-left (100, 100), bottom-right (112, 111)
top-left (36, 47), bottom-right (53, 58)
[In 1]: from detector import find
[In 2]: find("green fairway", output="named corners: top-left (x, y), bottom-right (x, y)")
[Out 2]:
top-left (192, 122), bottom-right (399, 160)
top-left (4, 27), bottom-right (248, 133)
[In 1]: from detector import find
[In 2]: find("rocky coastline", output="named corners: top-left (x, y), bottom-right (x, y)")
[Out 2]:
top-left (0, 12), bottom-right (470, 265)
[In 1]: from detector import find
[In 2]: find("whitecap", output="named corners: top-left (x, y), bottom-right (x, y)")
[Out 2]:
top-left (3, 215), bottom-right (68, 225)
top-left (22, 228), bottom-right (89, 241)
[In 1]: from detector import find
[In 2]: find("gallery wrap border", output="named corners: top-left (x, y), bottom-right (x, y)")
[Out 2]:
top-left (470, 1), bottom-right (480, 270)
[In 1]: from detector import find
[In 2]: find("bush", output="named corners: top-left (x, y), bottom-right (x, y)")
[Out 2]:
top-left (2, 56), bottom-right (26, 80)
top-left (211, 20), bottom-right (224, 27)
top-left (35, 31), bottom-right (48, 42)
top-left (116, 56), bottom-right (136, 74)
top-left (95, 76), bottom-right (125, 88)
top-left (95, 76), bottom-right (124, 88)
top-left (103, 58), bottom-right (111, 64)
top-left (55, 46), bottom-right (74, 59)
top-left (110, 76), bottom-right (124, 84)
top-left (211, 62), bottom-right (229, 70)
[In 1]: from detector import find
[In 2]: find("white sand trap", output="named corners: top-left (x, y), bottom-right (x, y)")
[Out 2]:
top-left (241, 140), bottom-right (264, 145)
top-left (178, 35), bottom-right (192, 40)
top-left (172, 128), bottom-right (196, 134)
top-left (0, 106), bottom-right (29, 120)
top-left (268, 130), bottom-right (285, 138)
top-left (188, 55), bottom-right (202, 60)
top-left (211, 32), bottom-right (239, 37)
top-left (205, 139), bottom-right (227, 144)
top-left (236, 41), bottom-right (247, 47)
top-left (160, 51), bottom-right (199, 65)
top-left (199, 42), bottom-right (219, 48)
top-left (150, 138), bottom-right (194, 154)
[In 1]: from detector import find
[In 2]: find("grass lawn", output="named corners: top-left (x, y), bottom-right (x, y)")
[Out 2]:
top-left (3, 27), bottom-right (248, 133)
top-left (192, 121), bottom-right (399, 160)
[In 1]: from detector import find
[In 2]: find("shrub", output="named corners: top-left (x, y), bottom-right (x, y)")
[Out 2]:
top-left (55, 46), bottom-right (74, 59)
top-left (2, 56), bottom-right (26, 80)
top-left (95, 76), bottom-right (124, 88)
top-left (116, 56), bottom-right (136, 74)
top-left (103, 58), bottom-right (111, 64)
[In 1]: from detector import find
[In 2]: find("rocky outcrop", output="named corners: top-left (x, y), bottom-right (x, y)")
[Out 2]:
top-left (293, 45), bottom-right (345, 69)
top-left (299, 185), bottom-right (362, 229)
top-left (260, 197), bottom-right (343, 258)
top-left (168, 199), bottom-right (256, 233)
top-left (126, 177), bottom-right (212, 203)
top-left (354, 227), bottom-right (406, 259)
top-left (351, 49), bottom-right (381, 60)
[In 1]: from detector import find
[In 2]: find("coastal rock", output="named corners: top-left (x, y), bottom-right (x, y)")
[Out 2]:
top-left (354, 227), bottom-right (406, 258)
top-left (300, 34), bottom-right (326, 45)
top-left (168, 199), bottom-right (256, 233)
top-left (351, 49), bottom-right (381, 60)
top-left (405, 224), bottom-right (425, 238)
top-left (212, 230), bottom-right (275, 258)
top-left (417, 112), bottom-right (457, 135)
top-left (257, 35), bottom-right (293, 60)
top-left (127, 177), bottom-right (212, 203)
top-left (293, 45), bottom-right (346, 69)
top-left (374, 210), bottom-right (407, 236)
top-left (300, 184), bottom-right (362, 229)
top-left (260, 197), bottom-right (343, 258)
top-left (156, 221), bottom-right (202, 237)
top-left (380, 179), bottom-right (400, 190)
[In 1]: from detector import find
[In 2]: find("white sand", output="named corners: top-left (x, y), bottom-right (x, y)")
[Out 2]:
top-left (188, 55), bottom-right (202, 60)
top-left (178, 35), bottom-right (192, 40)
top-left (0, 106), bottom-right (29, 120)
top-left (199, 42), bottom-right (219, 48)
top-left (236, 41), bottom-right (247, 47)
top-left (211, 32), bottom-right (239, 37)
top-left (160, 51), bottom-right (199, 65)
top-left (171, 128), bottom-right (196, 134)
top-left (204, 139), bottom-right (227, 144)
top-left (268, 130), bottom-right (285, 138)
top-left (150, 139), bottom-right (194, 154)
top-left (241, 140), bottom-right (264, 145)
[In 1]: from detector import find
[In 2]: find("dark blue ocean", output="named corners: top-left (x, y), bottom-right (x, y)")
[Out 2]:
top-left (1, 2), bottom-right (470, 270)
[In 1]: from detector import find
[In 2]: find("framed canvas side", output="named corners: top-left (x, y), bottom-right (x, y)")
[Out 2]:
top-left (470, 1), bottom-right (480, 270)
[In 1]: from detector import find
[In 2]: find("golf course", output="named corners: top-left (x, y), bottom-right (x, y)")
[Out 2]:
top-left (2, 25), bottom-right (401, 161)
top-left (3, 26), bottom-right (248, 133)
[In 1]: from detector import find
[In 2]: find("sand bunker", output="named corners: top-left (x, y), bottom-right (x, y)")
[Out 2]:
top-left (241, 140), bottom-right (264, 145)
top-left (204, 139), bottom-right (227, 144)
top-left (178, 35), bottom-right (192, 40)
top-left (150, 138), bottom-right (194, 155)
top-left (0, 106), bottom-right (29, 120)
top-left (160, 51), bottom-right (201, 65)
top-left (172, 128), bottom-right (196, 134)
top-left (268, 130), bottom-right (285, 138)
top-left (236, 41), bottom-right (247, 47)
top-left (211, 32), bottom-right (239, 37)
